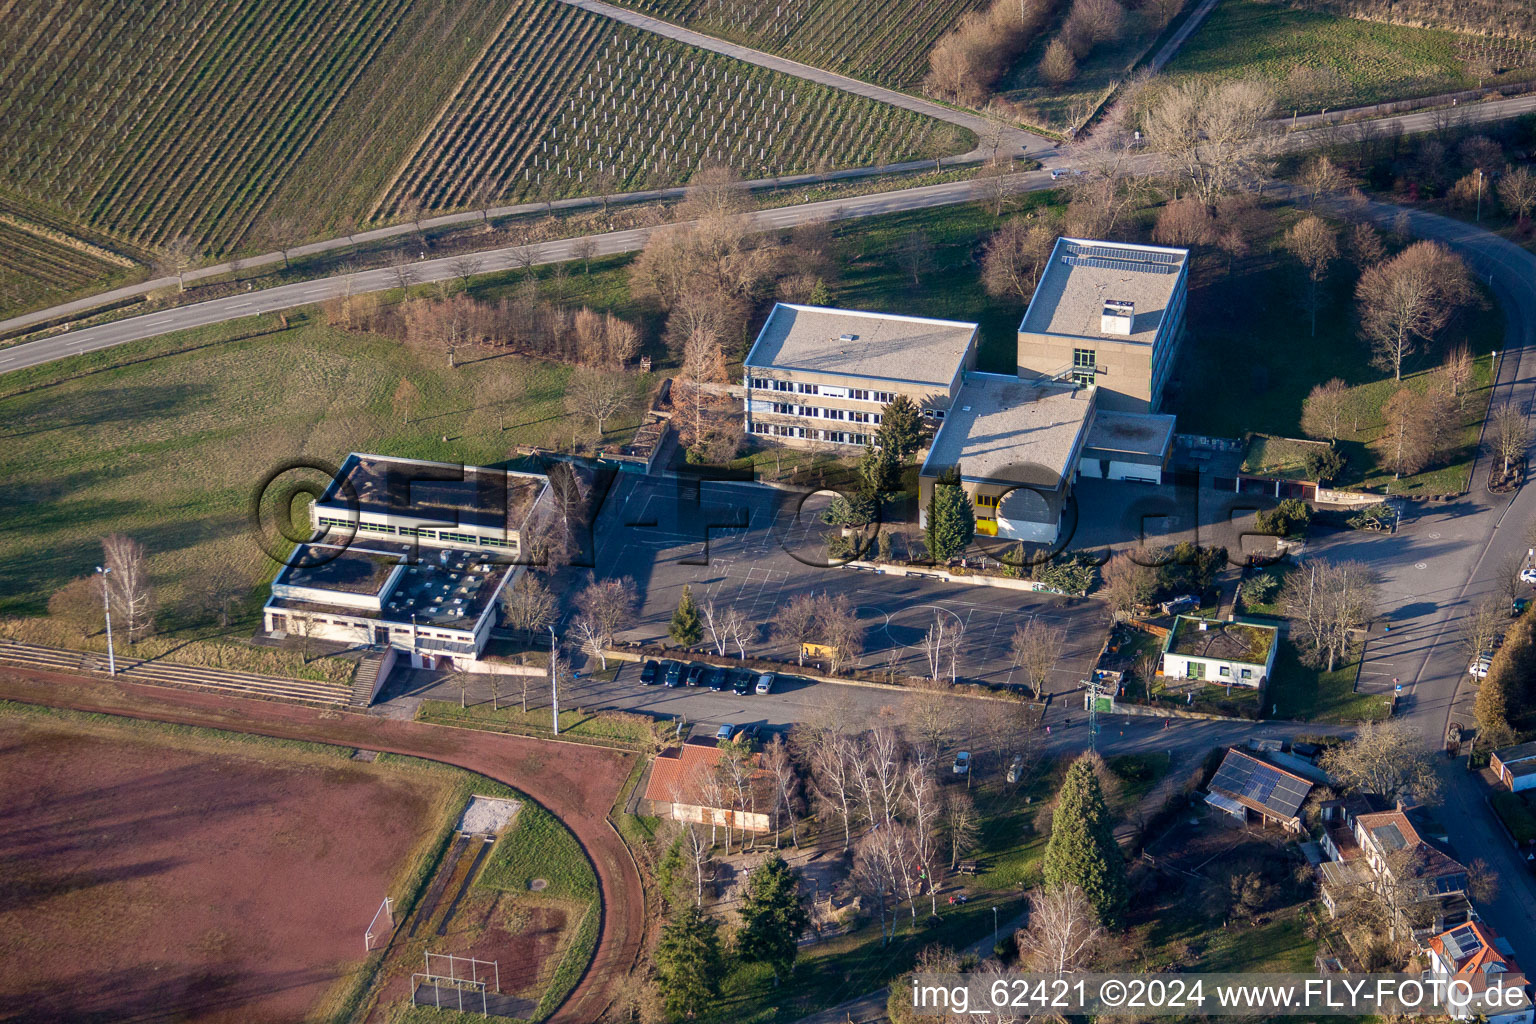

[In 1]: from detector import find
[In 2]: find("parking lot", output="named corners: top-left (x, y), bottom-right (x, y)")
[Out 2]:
top-left (580, 473), bottom-right (1108, 692)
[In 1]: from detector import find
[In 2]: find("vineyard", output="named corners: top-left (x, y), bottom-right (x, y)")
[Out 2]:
top-left (0, 0), bottom-right (518, 263)
top-left (606, 0), bottom-right (989, 89)
top-left (380, 0), bottom-right (963, 218)
top-left (0, 218), bottom-right (134, 318)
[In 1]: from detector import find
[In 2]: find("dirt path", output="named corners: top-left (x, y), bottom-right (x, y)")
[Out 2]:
top-left (0, 667), bottom-right (645, 1024)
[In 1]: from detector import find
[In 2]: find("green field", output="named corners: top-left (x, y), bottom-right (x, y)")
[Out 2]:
top-left (1163, 0), bottom-right (1478, 110)
top-left (1167, 210), bottom-right (1505, 497)
top-left (381, 0), bottom-right (966, 219)
top-left (604, 0), bottom-right (989, 89)
top-left (0, 311), bottom-right (649, 624)
top-left (0, 0), bottom-right (962, 321)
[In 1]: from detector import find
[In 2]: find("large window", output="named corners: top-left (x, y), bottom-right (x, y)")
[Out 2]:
top-left (1073, 348), bottom-right (1097, 386)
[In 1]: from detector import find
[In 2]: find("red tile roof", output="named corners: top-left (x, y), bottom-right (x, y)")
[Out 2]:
top-left (644, 741), bottom-right (732, 805)
top-left (1430, 922), bottom-right (1528, 993)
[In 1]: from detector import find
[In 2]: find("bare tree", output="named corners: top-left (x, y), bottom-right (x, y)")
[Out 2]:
top-left (1284, 215), bottom-right (1339, 337)
top-left (702, 600), bottom-right (750, 658)
top-left (920, 611), bottom-right (962, 680)
top-left (1298, 155), bottom-right (1347, 207)
top-left (570, 235), bottom-right (599, 272)
top-left (1101, 552), bottom-right (1156, 621)
top-left (1010, 618), bottom-right (1065, 699)
top-left (389, 251), bottom-right (416, 292)
top-left (764, 735), bottom-right (801, 848)
top-left (813, 593), bottom-right (864, 673)
top-left (942, 789), bottom-right (980, 869)
top-left (1381, 388), bottom-right (1438, 477)
top-left (771, 594), bottom-right (820, 666)
top-left (809, 728), bottom-right (859, 851)
top-left (852, 828), bottom-right (899, 944)
top-left (1499, 166), bottom-right (1536, 223)
top-left (904, 760), bottom-right (944, 916)
top-left (901, 680), bottom-right (959, 762)
top-left (1348, 221), bottom-right (1387, 269)
top-left (981, 218), bottom-right (1057, 302)
top-left (102, 533), bottom-right (154, 642)
top-left (1320, 720), bottom-right (1441, 803)
top-left (503, 571), bottom-right (557, 636)
top-left (1019, 883), bottom-right (1102, 976)
top-left (392, 378), bottom-right (420, 426)
top-left (292, 612), bottom-right (320, 664)
top-left (1300, 377), bottom-right (1349, 443)
top-left (1442, 344), bottom-right (1474, 412)
top-left (1356, 241), bottom-right (1473, 380)
top-left (572, 576), bottom-right (638, 669)
top-left (154, 235), bottom-right (201, 292)
top-left (1491, 402), bottom-right (1531, 476)
top-left (1142, 79), bottom-right (1276, 203)
top-left (563, 367), bottom-right (633, 441)
top-left (448, 663), bottom-right (474, 709)
top-left (896, 229), bottom-right (933, 288)
top-left (1280, 559), bottom-right (1376, 672)
top-left (450, 254), bottom-right (483, 288)
top-left (1458, 598), bottom-right (1504, 665)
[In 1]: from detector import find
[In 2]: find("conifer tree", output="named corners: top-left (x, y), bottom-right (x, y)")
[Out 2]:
top-left (736, 854), bottom-right (810, 985)
top-left (670, 583), bottom-right (703, 646)
top-left (877, 395), bottom-right (924, 462)
top-left (1041, 753), bottom-right (1128, 927)
top-left (925, 471), bottom-right (974, 562)
top-left (654, 904), bottom-right (724, 1016)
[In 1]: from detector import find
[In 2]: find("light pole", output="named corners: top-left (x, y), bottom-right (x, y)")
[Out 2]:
top-left (95, 566), bottom-right (116, 676)
top-left (992, 905), bottom-right (999, 948)
top-left (1476, 168), bottom-right (1485, 223)
top-left (549, 625), bottom-right (560, 735)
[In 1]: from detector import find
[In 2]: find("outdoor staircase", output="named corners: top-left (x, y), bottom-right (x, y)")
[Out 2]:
top-left (349, 651), bottom-right (389, 708)
top-left (0, 640), bottom-right (351, 706)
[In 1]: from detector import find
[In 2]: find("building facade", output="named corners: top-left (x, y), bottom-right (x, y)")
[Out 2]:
top-left (1017, 238), bottom-right (1190, 413)
top-left (743, 304), bottom-right (979, 448)
top-left (1160, 616), bottom-right (1279, 688)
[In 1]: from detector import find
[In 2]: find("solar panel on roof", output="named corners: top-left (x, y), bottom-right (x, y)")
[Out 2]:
top-left (1062, 254), bottom-right (1180, 275)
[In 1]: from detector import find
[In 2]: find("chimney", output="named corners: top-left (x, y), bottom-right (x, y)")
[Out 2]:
top-left (1101, 299), bottom-right (1134, 336)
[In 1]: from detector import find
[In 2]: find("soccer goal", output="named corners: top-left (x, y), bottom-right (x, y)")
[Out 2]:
top-left (363, 896), bottom-right (394, 953)
top-left (412, 951), bottom-right (501, 1016)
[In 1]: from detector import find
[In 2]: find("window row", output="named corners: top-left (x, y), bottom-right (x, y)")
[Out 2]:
top-left (314, 516), bottom-right (516, 549)
top-left (751, 423), bottom-right (870, 445)
top-left (767, 403), bottom-right (881, 424)
top-left (748, 378), bottom-right (895, 404)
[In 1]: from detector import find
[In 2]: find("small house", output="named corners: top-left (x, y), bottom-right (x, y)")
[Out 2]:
top-left (1205, 748), bottom-right (1313, 832)
top-left (641, 739), bottom-right (773, 833)
top-left (1492, 741), bottom-right (1536, 793)
top-left (1160, 616), bottom-right (1279, 688)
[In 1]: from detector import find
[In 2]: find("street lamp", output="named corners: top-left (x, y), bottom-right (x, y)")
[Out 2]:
top-left (549, 625), bottom-right (560, 735)
top-left (993, 905), bottom-right (999, 947)
top-left (1476, 168), bottom-right (1485, 223)
top-left (95, 566), bottom-right (116, 676)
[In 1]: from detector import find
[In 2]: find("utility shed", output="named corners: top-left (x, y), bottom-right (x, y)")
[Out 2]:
top-left (1206, 748), bottom-right (1314, 832)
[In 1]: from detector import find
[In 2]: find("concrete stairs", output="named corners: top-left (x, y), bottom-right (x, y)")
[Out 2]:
top-left (0, 640), bottom-right (351, 706)
top-left (349, 652), bottom-right (387, 708)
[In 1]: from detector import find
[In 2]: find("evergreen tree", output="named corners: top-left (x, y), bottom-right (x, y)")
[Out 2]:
top-left (736, 854), bottom-right (810, 985)
top-left (808, 278), bottom-right (831, 306)
top-left (860, 441), bottom-right (901, 495)
top-left (655, 904), bottom-right (724, 1017)
top-left (877, 395), bottom-right (924, 462)
top-left (670, 583), bottom-right (703, 646)
top-left (821, 490), bottom-right (876, 528)
top-left (1041, 753), bottom-right (1128, 927)
top-left (925, 473), bottom-right (974, 563)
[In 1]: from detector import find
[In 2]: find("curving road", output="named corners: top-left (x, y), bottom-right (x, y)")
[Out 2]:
top-left (0, 666), bottom-right (645, 1024)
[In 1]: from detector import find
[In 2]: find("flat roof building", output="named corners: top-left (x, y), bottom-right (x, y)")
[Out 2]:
top-left (1017, 238), bottom-right (1189, 413)
top-left (744, 304), bottom-right (979, 449)
top-left (919, 374), bottom-right (1094, 543)
top-left (263, 454), bottom-right (549, 674)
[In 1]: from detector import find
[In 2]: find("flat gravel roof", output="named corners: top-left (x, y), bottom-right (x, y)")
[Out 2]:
top-left (745, 303), bottom-right (976, 386)
top-left (1020, 238), bottom-right (1188, 346)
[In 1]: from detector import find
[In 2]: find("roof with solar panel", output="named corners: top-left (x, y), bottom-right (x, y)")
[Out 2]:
top-left (1208, 748), bottom-right (1314, 820)
top-left (1019, 237), bottom-right (1189, 346)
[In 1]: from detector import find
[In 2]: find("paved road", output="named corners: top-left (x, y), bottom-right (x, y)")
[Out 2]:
top-left (1295, 194), bottom-right (1536, 960)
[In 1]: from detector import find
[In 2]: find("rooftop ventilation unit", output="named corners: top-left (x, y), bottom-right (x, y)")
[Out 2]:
top-left (1101, 299), bottom-right (1134, 336)
top-left (838, 333), bottom-right (857, 342)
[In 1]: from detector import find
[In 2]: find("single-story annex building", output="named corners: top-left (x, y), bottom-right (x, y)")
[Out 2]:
top-left (1160, 615), bottom-right (1279, 688)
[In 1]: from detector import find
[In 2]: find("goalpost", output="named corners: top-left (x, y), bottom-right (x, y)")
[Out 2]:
top-left (363, 896), bottom-right (394, 953)
top-left (412, 951), bottom-right (501, 1016)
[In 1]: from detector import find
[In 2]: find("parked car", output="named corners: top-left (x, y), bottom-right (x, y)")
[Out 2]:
top-left (1006, 755), bottom-right (1025, 784)
top-left (1515, 597), bottom-right (1530, 618)
top-left (685, 663), bottom-right (706, 687)
top-left (663, 660), bottom-right (684, 687)
top-left (741, 724), bottom-right (762, 744)
top-left (1049, 168), bottom-right (1081, 180)
top-left (639, 660), bottom-right (659, 685)
top-left (1521, 565), bottom-right (1536, 584)
top-left (1161, 594), bottom-right (1198, 615)
top-left (706, 666), bottom-right (728, 691)
top-left (731, 670), bottom-right (754, 695)
top-left (1469, 654), bottom-right (1493, 679)
top-left (952, 751), bottom-right (971, 775)
top-left (755, 672), bottom-right (776, 695)
top-left (716, 724), bottom-right (735, 741)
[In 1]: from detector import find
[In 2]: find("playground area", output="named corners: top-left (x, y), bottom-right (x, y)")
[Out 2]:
top-left (0, 707), bottom-right (453, 1024)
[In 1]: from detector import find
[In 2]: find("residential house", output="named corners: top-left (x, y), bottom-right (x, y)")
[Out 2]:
top-left (1425, 921), bottom-right (1533, 1023)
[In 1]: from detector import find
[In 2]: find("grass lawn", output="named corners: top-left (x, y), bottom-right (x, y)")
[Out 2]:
top-left (415, 699), bottom-right (658, 748)
top-left (1266, 640), bottom-right (1391, 722)
top-left (1162, 0), bottom-right (1477, 110)
top-left (1490, 791), bottom-right (1536, 844)
top-left (1168, 225), bottom-right (1505, 497)
top-left (0, 312), bottom-right (652, 627)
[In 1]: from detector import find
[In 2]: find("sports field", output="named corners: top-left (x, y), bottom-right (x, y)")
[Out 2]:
top-left (0, 707), bottom-right (454, 1024)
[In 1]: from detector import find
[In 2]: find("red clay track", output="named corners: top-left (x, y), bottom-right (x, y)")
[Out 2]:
top-left (0, 667), bottom-right (644, 1024)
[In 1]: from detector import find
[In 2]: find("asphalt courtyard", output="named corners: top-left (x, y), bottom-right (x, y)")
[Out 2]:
top-left (584, 473), bottom-right (1108, 691)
